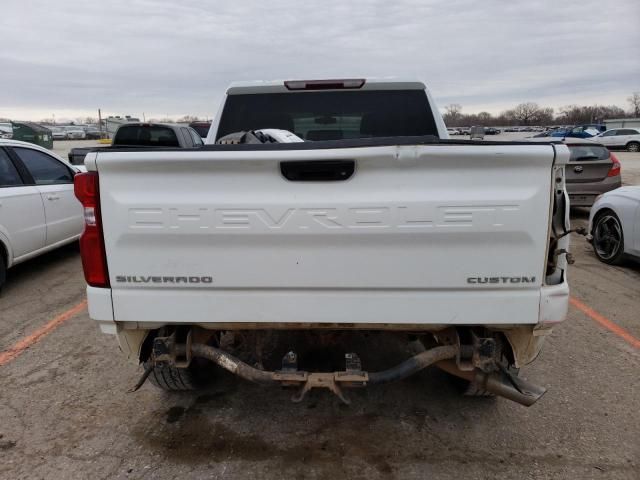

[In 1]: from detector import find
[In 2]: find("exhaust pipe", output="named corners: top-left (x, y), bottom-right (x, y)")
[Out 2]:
top-left (436, 360), bottom-right (546, 406)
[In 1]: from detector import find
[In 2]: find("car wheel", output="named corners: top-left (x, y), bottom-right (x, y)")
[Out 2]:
top-left (592, 209), bottom-right (625, 265)
top-left (627, 142), bottom-right (640, 152)
top-left (143, 361), bottom-right (202, 391)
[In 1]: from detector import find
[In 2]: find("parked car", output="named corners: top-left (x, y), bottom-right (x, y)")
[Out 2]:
top-left (592, 128), bottom-right (640, 152)
top-left (0, 123), bottom-right (12, 139)
top-left (0, 139), bottom-right (83, 288)
top-left (83, 126), bottom-right (102, 140)
top-left (49, 127), bottom-right (68, 140)
top-left (446, 127), bottom-right (459, 136)
top-left (484, 127), bottom-right (501, 135)
top-left (565, 139), bottom-right (622, 207)
top-left (75, 78), bottom-right (571, 406)
top-left (189, 121), bottom-right (212, 138)
top-left (527, 137), bottom-right (621, 207)
top-left (530, 131), bottom-right (551, 138)
top-left (459, 127), bottom-right (470, 135)
top-left (550, 125), bottom-right (605, 139)
top-left (469, 125), bottom-right (484, 140)
top-left (589, 186), bottom-right (640, 264)
top-left (63, 126), bottom-right (86, 140)
top-left (68, 123), bottom-right (204, 165)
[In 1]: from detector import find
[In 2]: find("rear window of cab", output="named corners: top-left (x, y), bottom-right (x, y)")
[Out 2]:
top-left (114, 125), bottom-right (180, 147)
top-left (216, 90), bottom-right (439, 141)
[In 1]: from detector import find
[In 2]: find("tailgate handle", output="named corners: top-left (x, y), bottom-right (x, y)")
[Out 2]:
top-left (280, 160), bottom-right (355, 182)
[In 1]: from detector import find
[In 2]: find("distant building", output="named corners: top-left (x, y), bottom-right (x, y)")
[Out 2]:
top-left (604, 118), bottom-right (640, 129)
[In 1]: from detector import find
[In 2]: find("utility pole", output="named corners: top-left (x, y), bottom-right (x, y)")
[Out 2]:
top-left (98, 108), bottom-right (103, 137)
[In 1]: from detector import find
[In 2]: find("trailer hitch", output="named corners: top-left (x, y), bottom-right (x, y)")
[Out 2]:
top-left (274, 352), bottom-right (368, 404)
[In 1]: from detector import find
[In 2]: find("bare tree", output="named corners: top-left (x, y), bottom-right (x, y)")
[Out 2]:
top-left (537, 107), bottom-right (554, 125)
top-left (504, 102), bottom-right (545, 125)
top-left (476, 111), bottom-right (492, 123)
top-left (558, 104), bottom-right (625, 124)
top-left (628, 92), bottom-right (640, 117)
top-left (442, 104), bottom-right (463, 126)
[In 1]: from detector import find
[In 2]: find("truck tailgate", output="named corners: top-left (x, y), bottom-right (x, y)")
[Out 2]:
top-left (95, 143), bottom-right (562, 326)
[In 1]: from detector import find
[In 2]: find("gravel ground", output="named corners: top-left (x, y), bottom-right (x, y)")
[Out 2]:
top-left (0, 136), bottom-right (638, 479)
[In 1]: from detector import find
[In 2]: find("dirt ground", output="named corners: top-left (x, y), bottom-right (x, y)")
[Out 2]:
top-left (0, 139), bottom-right (638, 479)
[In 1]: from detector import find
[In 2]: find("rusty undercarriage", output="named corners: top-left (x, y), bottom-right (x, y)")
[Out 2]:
top-left (133, 327), bottom-right (546, 406)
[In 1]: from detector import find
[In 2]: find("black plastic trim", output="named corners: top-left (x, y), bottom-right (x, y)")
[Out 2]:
top-left (280, 160), bottom-right (355, 182)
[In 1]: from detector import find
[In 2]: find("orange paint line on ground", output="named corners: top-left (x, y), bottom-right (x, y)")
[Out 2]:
top-left (0, 300), bottom-right (87, 367)
top-left (570, 296), bottom-right (640, 349)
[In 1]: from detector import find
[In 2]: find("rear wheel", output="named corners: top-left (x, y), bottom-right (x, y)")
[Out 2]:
top-left (143, 361), bottom-right (208, 391)
top-left (627, 142), bottom-right (640, 152)
top-left (592, 210), bottom-right (625, 265)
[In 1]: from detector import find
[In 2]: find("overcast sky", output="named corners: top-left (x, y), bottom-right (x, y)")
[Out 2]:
top-left (1, 0), bottom-right (639, 122)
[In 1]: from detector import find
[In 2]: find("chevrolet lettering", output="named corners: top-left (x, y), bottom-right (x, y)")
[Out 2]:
top-left (128, 204), bottom-right (521, 231)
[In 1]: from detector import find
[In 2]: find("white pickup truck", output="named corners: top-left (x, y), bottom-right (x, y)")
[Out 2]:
top-left (76, 78), bottom-right (572, 406)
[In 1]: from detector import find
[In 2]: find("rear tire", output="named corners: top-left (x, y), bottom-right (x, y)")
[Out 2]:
top-left (627, 142), bottom-right (640, 152)
top-left (592, 209), bottom-right (625, 265)
top-left (144, 362), bottom-right (199, 391)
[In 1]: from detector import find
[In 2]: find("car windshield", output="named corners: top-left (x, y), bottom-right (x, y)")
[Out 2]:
top-left (114, 125), bottom-right (180, 147)
top-left (216, 90), bottom-right (438, 141)
top-left (568, 145), bottom-right (609, 161)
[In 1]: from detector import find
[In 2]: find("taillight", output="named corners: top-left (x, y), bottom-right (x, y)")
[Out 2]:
top-left (284, 79), bottom-right (365, 90)
top-left (608, 152), bottom-right (621, 177)
top-left (74, 172), bottom-right (109, 287)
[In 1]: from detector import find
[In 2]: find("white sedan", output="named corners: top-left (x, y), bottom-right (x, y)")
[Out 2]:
top-left (589, 186), bottom-right (640, 264)
top-left (592, 128), bottom-right (640, 152)
top-left (0, 139), bottom-right (83, 288)
top-left (62, 126), bottom-right (87, 140)
top-left (49, 126), bottom-right (68, 140)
